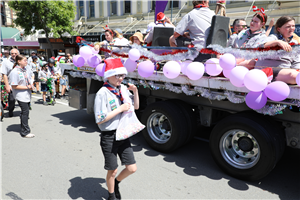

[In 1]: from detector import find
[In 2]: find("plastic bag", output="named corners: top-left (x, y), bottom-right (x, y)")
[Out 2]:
top-left (116, 85), bottom-right (145, 141)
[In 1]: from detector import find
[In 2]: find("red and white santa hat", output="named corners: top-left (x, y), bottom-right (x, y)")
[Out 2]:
top-left (104, 58), bottom-right (127, 79)
top-left (157, 12), bottom-right (166, 21)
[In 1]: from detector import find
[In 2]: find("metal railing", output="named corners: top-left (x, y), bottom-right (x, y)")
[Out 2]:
top-left (123, 17), bottom-right (144, 34)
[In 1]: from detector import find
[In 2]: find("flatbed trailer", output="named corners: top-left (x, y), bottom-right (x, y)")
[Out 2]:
top-left (61, 62), bottom-right (300, 181)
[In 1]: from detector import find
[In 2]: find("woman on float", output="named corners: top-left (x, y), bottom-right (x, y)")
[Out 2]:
top-left (231, 11), bottom-right (268, 69)
top-left (255, 16), bottom-right (300, 84)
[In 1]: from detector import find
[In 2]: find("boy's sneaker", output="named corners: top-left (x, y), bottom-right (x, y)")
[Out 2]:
top-left (43, 101), bottom-right (48, 106)
top-left (36, 91), bottom-right (41, 94)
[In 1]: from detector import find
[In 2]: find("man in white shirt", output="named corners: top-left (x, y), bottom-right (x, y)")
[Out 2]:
top-left (27, 51), bottom-right (37, 66)
top-left (1, 48), bottom-right (19, 117)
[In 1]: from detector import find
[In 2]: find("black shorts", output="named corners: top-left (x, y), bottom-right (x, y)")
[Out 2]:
top-left (41, 83), bottom-right (48, 92)
top-left (100, 130), bottom-right (136, 170)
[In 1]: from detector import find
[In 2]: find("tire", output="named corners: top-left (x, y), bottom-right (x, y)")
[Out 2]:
top-left (0, 101), bottom-right (4, 121)
top-left (141, 101), bottom-right (189, 153)
top-left (209, 112), bottom-right (285, 181)
top-left (167, 99), bottom-right (197, 145)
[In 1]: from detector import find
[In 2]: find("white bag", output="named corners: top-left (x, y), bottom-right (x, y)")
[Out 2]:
top-left (116, 85), bottom-right (145, 141)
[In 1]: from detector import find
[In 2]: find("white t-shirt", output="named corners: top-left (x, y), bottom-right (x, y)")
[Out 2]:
top-left (9, 66), bottom-right (32, 102)
top-left (1, 57), bottom-right (14, 76)
top-left (175, 7), bottom-right (215, 47)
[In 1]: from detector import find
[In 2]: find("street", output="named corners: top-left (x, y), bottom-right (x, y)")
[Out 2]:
top-left (1, 94), bottom-right (299, 200)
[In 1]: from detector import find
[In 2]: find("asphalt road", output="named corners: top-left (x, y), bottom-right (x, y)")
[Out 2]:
top-left (1, 94), bottom-right (299, 200)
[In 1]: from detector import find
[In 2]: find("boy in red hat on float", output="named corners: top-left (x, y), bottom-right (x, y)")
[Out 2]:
top-left (94, 58), bottom-right (139, 200)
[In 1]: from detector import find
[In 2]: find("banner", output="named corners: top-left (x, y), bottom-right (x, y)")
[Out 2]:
top-left (154, 1), bottom-right (168, 22)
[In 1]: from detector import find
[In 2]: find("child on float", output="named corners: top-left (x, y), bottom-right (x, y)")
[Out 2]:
top-left (231, 12), bottom-right (268, 69)
top-left (254, 16), bottom-right (300, 84)
top-left (9, 55), bottom-right (35, 138)
top-left (38, 63), bottom-right (51, 105)
top-left (94, 58), bottom-right (138, 200)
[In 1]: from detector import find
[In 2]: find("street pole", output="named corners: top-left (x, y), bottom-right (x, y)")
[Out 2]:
top-left (171, 0), bottom-right (173, 21)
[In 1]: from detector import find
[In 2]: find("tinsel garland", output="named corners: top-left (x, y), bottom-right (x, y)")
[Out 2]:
top-left (68, 71), bottom-right (300, 116)
top-left (206, 44), bottom-right (300, 60)
top-left (46, 78), bottom-right (53, 92)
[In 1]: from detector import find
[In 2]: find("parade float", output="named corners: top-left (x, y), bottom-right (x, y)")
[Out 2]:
top-left (60, 33), bottom-right (300, 181)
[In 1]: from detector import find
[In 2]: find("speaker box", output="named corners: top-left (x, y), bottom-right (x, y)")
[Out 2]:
top-left (152, 27), bottom-right (174, 46)
top-left (206, 15), bottom-right (230, 47)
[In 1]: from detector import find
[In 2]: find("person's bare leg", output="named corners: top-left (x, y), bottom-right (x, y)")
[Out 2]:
top-left (275, 69), bottom-right (299, 84)
top-left (107, 169), bottom-right (118, 193)
top-left (116, 164), bottom-right (137, 182)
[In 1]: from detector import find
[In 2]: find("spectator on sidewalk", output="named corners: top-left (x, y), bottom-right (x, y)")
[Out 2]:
top-left (1, 48), bottom-right (19, 117)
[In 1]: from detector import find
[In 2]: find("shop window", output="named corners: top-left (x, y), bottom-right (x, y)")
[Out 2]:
top-left (79, 1), bottom-right (84, 17)
top-left (125, 1), bottom-right (131, 14)
top-left (111, 1), bottom-right (117, 16)
top-left (90, 1), bottom-right (95, 18)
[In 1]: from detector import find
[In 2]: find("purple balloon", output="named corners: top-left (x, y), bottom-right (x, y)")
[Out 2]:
top-left (185, 62), bottom-right (205, 80)
top-left (128, 49), bottom-right (140, 61)
top-left (219, 53), bottom-right (236, 70)
top-left (95, 63), bottom-right (106, 76)
top-left (180, 60), bottom-right (192, 74)
top-left (205, 58), bottom-right (223, 76)
top-left (87, 55), bottom-right (101, 68)
top-left (296, 72), bottom-right (300, 86)
top-left (245, 91), bottom-right (267, 110)
top-left (264, 81), bottom-right (290, 101)
top-left (244, 69), bottom-right (268, 92)
top-left (230, 66), bottom-right (249, 87)
top-left (223, 69), bottom-right (231, 78)
top-left (138, 61), bottom-right (154, 78)
top-left (163, 61), bottom-right (181, 79)
top-left (73, 55), bottom-right (85, 67)
top-left (79, 46), bottom-right (93, 61)
top-left (124, 59), bottom-right (137, 72)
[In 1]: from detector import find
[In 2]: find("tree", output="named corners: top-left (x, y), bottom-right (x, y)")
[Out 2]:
top-left (9, 0), bottom-right (77, 57)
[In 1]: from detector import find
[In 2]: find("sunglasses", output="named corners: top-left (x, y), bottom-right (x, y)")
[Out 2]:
top-left (115, 74), bottom-right (126, 79)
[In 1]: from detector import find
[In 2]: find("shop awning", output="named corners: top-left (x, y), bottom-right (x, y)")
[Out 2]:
top-left (1, 27), bottom-right (21, 41)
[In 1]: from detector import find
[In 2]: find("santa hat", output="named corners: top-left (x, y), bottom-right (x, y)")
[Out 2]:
top-left (104, 58), bottom-right (128, 79)
top-left (157, 12), bottom-right (166, 21)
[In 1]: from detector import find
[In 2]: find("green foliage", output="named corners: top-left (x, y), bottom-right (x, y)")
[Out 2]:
top-left (8, 0), bottom-right (77, 38)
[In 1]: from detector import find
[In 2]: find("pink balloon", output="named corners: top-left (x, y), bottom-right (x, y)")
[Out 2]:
top-left (244, 69), bottom-right (268, 92)
top-left (219, 53), bottom-right (236, 70)
top-left (245, 91), bottom-right (267, 110)
top-left (124, 59), bottom-right (137, 72)
top-left (205, 58), bottom-right (223, 76)
top-left (185, 62), bottom-right (205, 80)
top-left (264, 81), bottom-right (290, 101)
top-left (87, 55), bottom-right (101, 68)
top-left (230, 66), bottom-right (249, 87)
top-left (223, 69), bottom-right (231, 78)
top-left (180, 60), bottom-right (192, 74)
top-left (138, 61), bottom-right (154, 78)
top-left (92, 48), bottom-right (99, 54)
top-left (128, 49), bottom-right (140, 61)
top-left (163, 61), bottom-right (181, 79)
top-left (95, 63), bottom-right (106, 76)
top-left (73, 55), bottom-right (85, 67)
top-left (79, 46), bottom-right (93, 61)
top-left (296, 72), bottom-right (300, 86)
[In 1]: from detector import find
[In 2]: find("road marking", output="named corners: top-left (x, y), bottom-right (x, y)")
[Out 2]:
top-left (31, 95), bottom-right (69, 106)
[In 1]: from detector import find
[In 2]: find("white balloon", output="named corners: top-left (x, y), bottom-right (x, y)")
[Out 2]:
top-left (205, 58), bottom-right (222, 76)
top-left (244, 69), bottom-right (268, 92)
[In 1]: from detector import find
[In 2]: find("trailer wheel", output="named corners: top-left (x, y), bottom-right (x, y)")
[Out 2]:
top-left (141, 101), bottom-right (189, 153)
top-left (167, 99), bottom-right (197, 144)
top-left (209, 113), bottom-right (285, 181)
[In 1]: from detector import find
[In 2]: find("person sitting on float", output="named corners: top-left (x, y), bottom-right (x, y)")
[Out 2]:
top-left (231, 8), bottom-right (268, 69)
top-left (255, 16), bottom-right (300, 85)
top-left (130, 32), bottom-right (144, 46)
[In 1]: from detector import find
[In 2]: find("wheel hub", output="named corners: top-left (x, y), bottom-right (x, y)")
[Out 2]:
top-left (147, 113), bottom-right (172, 144)
top-left (238, 137), bottom-right (254, 152)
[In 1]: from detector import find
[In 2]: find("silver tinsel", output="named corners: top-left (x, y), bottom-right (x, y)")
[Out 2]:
top-left (224, 91), bottom-right (245, 103)
top-left (255, 104), bottom-right (287, 116)
top-left (207, 44), bottom-right (300, 60)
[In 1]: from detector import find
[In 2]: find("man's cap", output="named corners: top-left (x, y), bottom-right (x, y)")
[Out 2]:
top-left (104, 58), bottom-right (127, 79)
top-left (157, 12), bottom-right (166, 21)
top-left (31, 51), bottom-right (36, 54)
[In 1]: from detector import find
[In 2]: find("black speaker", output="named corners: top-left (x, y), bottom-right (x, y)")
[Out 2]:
top-left (206, 15), bottom-right (230, 47)
top-left (152, 27), bottom-right (174, 46)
